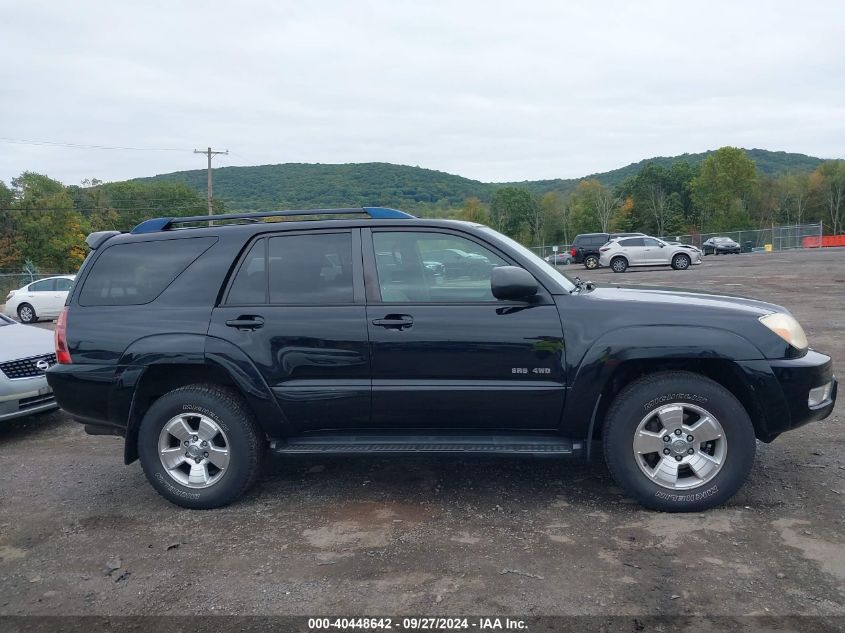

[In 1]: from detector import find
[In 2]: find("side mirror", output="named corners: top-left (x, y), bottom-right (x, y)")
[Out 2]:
top-left (491, 266), bottom-right (538, 301)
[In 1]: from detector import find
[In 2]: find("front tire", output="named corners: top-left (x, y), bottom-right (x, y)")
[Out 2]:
top-left (17, 303), bottom-right (37, 324)
top-left (137, 384), bottom-right (264, 509)
top-left (610, 257), bottom-right (628, 273)
top-left (671, 253), bottom-right (691, 270)
top-left (603, 371), bottom-right (755, 512)
top-left (584, 255), bottom-right (599, 270)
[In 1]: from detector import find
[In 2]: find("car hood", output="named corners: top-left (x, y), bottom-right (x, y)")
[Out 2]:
top-left (0, 323), bottom-right (55, 362)
top-left (587, 284), bottom-right (782, 318)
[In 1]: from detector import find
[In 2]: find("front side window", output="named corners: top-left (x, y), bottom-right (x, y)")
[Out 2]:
top-left (268, 232), bottom-right (353, 304)
top-left (643, 238), bottom-right (663, 247)
top-left (29, 279), bottom-right (55, 292)
top-left (55, 278), bottom-right (73, 291)
top-left (373, 231), bottom-right (507, 303)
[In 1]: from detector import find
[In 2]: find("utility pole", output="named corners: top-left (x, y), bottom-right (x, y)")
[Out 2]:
top-left (193, 146), bottom-right (228, 222)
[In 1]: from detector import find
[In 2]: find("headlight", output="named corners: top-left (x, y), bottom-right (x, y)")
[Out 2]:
top-left (759, 312), bottom-right (808, 350)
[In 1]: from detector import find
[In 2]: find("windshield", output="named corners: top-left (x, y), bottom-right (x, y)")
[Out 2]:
top-left (479, 227), bottom-right (576, 292)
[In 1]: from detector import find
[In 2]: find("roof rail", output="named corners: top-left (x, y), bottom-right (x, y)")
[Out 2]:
top-left (130, 207), bottom-right (415, 234)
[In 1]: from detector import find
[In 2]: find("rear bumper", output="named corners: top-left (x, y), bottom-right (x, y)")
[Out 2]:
top-left (739, 350), bottom-right (837, 441)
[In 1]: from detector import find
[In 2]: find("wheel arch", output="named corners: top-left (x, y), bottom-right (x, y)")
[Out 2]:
top-left (563, 326), bottom-right (774, 454)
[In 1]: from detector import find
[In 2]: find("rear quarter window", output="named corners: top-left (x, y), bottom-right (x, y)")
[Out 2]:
top-left (79, 237), bottom-right (217, 306)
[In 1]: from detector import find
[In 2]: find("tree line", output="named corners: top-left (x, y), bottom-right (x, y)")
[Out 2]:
top-left (470, 147), bottom-right (845, 246)
top-left (1, 146), bottom-right (843, 273)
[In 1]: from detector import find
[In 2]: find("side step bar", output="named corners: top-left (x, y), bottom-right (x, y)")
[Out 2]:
top-left (271, 432), bottom-right (581, 456)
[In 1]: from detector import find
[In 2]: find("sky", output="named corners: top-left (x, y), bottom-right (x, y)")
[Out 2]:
top-left (1, 0), bottom-right (844, 186)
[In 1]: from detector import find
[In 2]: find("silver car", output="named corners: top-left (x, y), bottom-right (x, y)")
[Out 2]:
top-left (598, 236), bottom-right (702, 273)
top-left (0, 314), bottom-right (58, 422)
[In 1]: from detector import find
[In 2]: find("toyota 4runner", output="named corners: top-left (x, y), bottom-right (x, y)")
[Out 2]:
top-left (48, 208), bottom-right (837, 511)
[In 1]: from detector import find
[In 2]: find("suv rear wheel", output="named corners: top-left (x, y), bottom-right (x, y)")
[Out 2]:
top-left (584, 255), bottom-right (599, 269)
top-left (603, 371), bottom-right (755, 512)
top-left (138, 384), bottom-right (264, 509)
top-left (610, 257), bottom-right (628, 273)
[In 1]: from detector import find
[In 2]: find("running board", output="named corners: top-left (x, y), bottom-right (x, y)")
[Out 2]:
top-left (270, 432), bottom-right (580, 455)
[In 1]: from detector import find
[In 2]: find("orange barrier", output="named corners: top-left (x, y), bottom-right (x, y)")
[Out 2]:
top-left (802, 235), bottom-right (845, 248)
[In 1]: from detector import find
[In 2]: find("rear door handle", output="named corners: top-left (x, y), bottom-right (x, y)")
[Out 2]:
top-left (225, 315), bottom-right (264, 330)
top-left (371, 314), bottom-right (414, 330)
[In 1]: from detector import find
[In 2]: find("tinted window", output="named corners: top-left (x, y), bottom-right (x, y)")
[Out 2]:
top-left (79, 237), bottom-right (216, 306)
top-left (227, 240), bottom-right (267, 305)
top-left (55, 278), bottom-right (73, 291)
top-left (373, 231), bottom-right (507, 303)
top-left (29, 278), bottom-right (56, 291)
top-left (268, 232), bottom-right (353, 304)
top-left (620, 238), bottom-right (644, 247)
top-left (643, 238), bottom-right (662, 247)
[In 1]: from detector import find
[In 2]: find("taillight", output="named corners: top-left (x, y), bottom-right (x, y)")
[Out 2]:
top-left (600, 247), bottom-right (610, 252)
top-left (55, 307), bottom-right (72, 364)
top-left (570, 248), bottom-right (577, 257)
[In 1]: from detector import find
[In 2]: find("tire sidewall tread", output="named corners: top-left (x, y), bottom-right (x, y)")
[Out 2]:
top-left (137, 383), bottom-right (264, 509)
top-left (602, 371), bottom-right (755, 512)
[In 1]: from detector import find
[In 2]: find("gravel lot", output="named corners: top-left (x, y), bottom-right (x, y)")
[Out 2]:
top-left (1, 248), bottom-right (843, 618)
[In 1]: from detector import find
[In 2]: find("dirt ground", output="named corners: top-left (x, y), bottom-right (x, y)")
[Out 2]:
top-left (0, 247), bottom-right (843, 618)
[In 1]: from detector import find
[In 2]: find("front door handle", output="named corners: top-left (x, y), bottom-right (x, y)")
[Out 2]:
top-left (225, 315), bottom-right (264, 331)
top-left (371, 314), bottom-right (414, 330)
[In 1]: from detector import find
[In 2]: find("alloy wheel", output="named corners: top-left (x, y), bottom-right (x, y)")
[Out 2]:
top-left (158, 413), bottom-right (230, 488)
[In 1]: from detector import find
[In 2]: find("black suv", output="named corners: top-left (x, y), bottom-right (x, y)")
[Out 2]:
top-left (48, 208), bottom-right (837, 511)
top-left (571, 232), bottom-right (644, 269)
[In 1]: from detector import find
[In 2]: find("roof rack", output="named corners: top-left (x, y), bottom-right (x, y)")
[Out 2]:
top-left (130, 206), bottom-right (415, 234)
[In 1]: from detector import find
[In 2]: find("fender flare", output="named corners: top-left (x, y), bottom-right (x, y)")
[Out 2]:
top-left (564, 325), bottom-right (765, 443)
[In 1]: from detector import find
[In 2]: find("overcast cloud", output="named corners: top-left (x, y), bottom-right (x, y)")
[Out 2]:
top-left (1, 0), bottom-right (843, 186)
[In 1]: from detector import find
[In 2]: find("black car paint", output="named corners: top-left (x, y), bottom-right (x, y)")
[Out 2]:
top-left (48, 217), bottom-right (837, 463)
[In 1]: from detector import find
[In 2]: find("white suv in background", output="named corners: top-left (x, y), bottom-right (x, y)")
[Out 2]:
top-left (599, 236), bottom-right (702, 273)
top-left (3, 275), bottom-right (75, 323)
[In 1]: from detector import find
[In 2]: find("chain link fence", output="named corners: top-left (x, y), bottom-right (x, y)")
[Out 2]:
top-left (660, 223), bottom-right (824, 252)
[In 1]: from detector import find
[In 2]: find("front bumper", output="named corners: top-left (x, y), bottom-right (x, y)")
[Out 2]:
top-left (739, 350), bottom-right (837, 441)
top-left (0, 375), bottom-right (58, 421)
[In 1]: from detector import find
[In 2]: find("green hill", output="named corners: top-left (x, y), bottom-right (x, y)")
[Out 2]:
top-left (133, 148), bottom-right (825, 213)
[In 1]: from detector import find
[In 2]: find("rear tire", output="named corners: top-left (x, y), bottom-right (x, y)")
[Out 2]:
top-left (671, 253), bottom-right (691, 270)
top-left (584, 255), bottom-right (599, 270)
top-left (137, 384), bottom-right (264, 509)
top-left (610, 257), bottom-right (628, 273)
top-left (603, 371), bottom-right (755, 512)
top-left (17, 303), bottom-right (37, 324)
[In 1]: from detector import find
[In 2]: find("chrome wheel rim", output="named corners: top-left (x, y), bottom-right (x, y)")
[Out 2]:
top-left (158, 413), bottom-right (230, 489)
top-left (612, 259), bottom-right (625, 272)
top-left (675, 255), bottom-right (689, 269)
top-left (19, 306), bottom-right (33, 322)
top-left (632, 402), bottom-right (727, 490)
top-left (585, 257), bottom-right (598, 269)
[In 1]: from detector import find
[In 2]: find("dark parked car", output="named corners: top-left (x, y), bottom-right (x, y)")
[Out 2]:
top-left (544, 252), bottom-right (572, 266)
top-left (703, 237), bottom-right (742, 255)
top-left (48, 208), bottom-right (837, 512)
top-left (571, 232), bottom-right (644, 269)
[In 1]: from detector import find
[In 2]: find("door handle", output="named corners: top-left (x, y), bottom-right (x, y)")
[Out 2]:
top-left (371, 314), bottom-right (414, 330)
top-left (225, 315), bottom-right (264, 330)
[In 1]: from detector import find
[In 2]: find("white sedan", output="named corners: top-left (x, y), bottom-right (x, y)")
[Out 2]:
top-left (0, 314), bottom-right (58, 422)
top-left (3, 275), bottom-right (75, 323)
top-left (599, 236), bottom-right (702, 273)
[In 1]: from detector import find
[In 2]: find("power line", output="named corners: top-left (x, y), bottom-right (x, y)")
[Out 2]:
top-left (0, 137), bottom-right (191, 152)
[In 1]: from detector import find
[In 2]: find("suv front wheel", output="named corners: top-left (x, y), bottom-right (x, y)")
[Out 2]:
top-left (603, 371), bottom-right (755, 512)
top-left (138, 384), bottom-right (264, 509)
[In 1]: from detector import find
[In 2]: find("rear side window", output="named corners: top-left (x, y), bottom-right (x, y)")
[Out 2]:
top-left (620, 238), bottom-right (644, 247)
top-left (79, 237), bottom-right (216, 306)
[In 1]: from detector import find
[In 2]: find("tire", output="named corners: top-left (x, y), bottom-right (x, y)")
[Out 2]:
top-left (610, 257), bottom-right (628, 273)
top-left (137, 383), bottom-right (264, 509)
top-left (671, 253), bottom-right (691, 270)
top-left (584, 255), bottom-right (599, 270)
top-left (603, 371), bottom-right (755, 512)
top-left (17, 303), bottom-right (37, 324)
